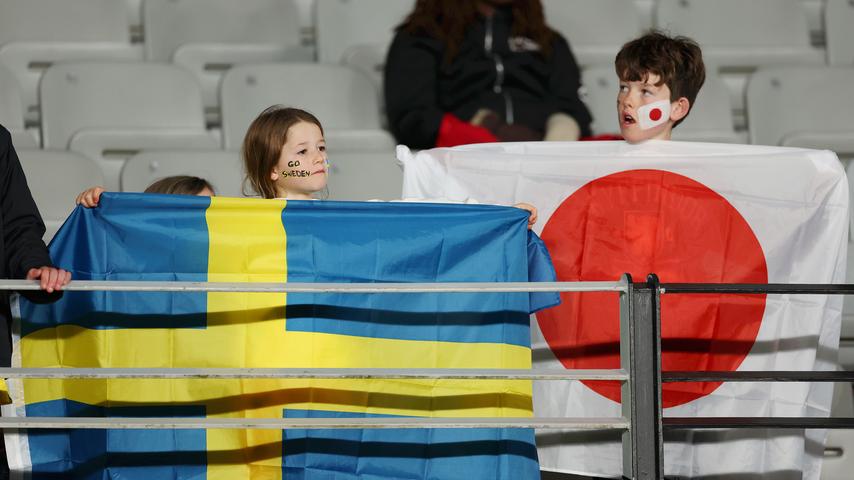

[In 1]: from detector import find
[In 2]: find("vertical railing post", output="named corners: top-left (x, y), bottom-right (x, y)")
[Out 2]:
top-left (621, 273), bottom-right (663, 479)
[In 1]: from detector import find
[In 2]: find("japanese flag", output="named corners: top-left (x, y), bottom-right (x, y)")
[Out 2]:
top-left (398, 140), bottom-right (848, 478)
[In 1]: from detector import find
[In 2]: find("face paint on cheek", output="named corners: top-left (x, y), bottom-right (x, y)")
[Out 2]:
top-left (637, 99), bottom-right (671, 130)
top-left (281, 170), bottom-right (311, 178)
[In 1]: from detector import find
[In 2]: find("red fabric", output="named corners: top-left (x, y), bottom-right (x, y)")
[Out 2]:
top-left (537, 169), bottom-right (767, 407)
top-left (580, 133), bottom-right (624, 141)
top-left (435, 113), bottom-right (498, 147)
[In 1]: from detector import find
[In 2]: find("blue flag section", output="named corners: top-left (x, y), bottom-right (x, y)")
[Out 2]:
top-left (11, 194), bottom-right (558, 479)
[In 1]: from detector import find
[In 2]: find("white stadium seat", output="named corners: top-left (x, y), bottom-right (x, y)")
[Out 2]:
top-left (0, 63), bottom-right (37, 148)
top-left (581, 65), bottom-right (741, 143)
top-left (822, 384), bottom-right (854, 480)
top-left (121, 150), bottom-right (245, 198)
top-left (325, 152), bottom-right (402, 201)
top-left (656, 0), bottom-right (823, 122)
top-left (16, 149), bottom-right (104, 243)
top-left (143, 0), bottom-right (310, 121)
top-left (316, 0), bottom-right (414, 99)
top-left (655, 0), bottom-right (823, 69)
top-left (40, 62), bottom-right (218, 191)
top-left (0, 0), bottom-right (142, 123)
top-left (826, 0), bottom-right (854, 66)
top-left (746, 67), bottom-right (854, 155)
top-left (542, 0), bottom-right (646, 67)
top-left (220, 63), bottom-right (395, 153)
top-left (316, 0), bottom-right (414, 64)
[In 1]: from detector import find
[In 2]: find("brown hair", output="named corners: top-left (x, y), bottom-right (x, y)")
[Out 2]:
top-left (241, 105), bottom-right (324, 199)
top-left (615, 30), bottom-right (705, 127)
top-left (144, 175), bottom-right (215, 195)
top-left (398, 0), bottom-right (555, 63)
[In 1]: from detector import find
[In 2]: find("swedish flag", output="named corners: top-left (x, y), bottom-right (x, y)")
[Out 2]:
top-left (12, 193), bottom-right (557, 479)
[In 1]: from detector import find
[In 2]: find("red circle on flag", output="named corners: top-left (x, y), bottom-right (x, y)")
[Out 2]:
top-left (538, 169), bottom-right (768, 408)
top-left (649, 108), bottom-right (663, 121)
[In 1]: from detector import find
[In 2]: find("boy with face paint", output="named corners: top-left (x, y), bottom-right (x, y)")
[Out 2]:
top-left (614, 31), bottom-right (706, 144)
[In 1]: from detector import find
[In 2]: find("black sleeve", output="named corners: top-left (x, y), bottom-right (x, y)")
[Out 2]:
top-left (0, 127), bottom-right (63, 304)
top-left (548, 35), bottom-right (593, 138)
top-left (384, 31), bottom-right (446, 149)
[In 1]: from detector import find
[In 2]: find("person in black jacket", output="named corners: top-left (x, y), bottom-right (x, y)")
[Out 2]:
top-left (385, 0), bottom-right (592, 149)
top-left (0, 124), bottom-right (70, 477)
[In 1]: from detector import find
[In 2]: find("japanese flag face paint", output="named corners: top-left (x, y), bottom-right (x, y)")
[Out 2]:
top-left (637, 99), bottom-right (671, 130)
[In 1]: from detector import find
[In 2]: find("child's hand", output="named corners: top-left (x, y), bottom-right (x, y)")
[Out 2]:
top-left (75, 186), bottom-right (105, 208)
top-left (26, 266), bottom-right (71, 293)
top-left (514, 203), bottom-right (538, 229)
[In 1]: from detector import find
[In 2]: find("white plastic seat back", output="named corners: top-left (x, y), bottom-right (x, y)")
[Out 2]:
top-left (326, 152), bottom-right (402, 201)
top-left (542, 0), bottom-right (645, 67)
top-left (0, 0), bottom-right (140, 122)
top-left (143, 0), bottom-right (308, 115)
top-left (747, 67), bottom-right (854, 154)
top-left (0, 64), bottom-right (37, 148)
top-left (671, 73), bottom-right (741, 144)
top-left (821, 383), bottom-right (854, 478)
top-left (220, 63), bottom-right (394, 153)
top-left (40, 62), bottom-right (217, 190)
top-left (0, 0), bottom-right (129, 44)
top-left (826, 0), bottom-right (854, 66)
top-left (122, 150), bottom-right (245, 198)
top-left (655, 0), bottom-right (823, 68)
top-left (16, 149), bottom-right (104, 243)
top-left (316, 0), bottom-right (414, 64)
top-left (579, 65), bottom-right (620, 136)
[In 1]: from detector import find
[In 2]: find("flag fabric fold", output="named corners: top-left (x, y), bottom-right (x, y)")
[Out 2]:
top-left (400, 140), bottom-right (848, 479)
top-left (7, 194), bottom-right (556, 479)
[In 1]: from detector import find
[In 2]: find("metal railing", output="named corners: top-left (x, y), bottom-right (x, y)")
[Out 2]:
top-left (0, 275), bottom-right (850, 479)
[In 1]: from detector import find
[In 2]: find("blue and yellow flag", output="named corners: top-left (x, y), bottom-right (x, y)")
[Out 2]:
top-left (10, 193), bottom-right (557, 479)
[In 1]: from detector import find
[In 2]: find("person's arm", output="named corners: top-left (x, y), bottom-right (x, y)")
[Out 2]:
top-left (0, 127), bottom-right (69, 295)
top-left (385, 32), bottom-right (498, 148)
top-left (547, 35), bottom-right (593, 138)
top-left (385, 31), bottom-right (445, 148)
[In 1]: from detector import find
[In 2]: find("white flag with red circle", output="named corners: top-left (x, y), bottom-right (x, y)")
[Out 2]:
top-left (398, 140), bottom-right (848, 478)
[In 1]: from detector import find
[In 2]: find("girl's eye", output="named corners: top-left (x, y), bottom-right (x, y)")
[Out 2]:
top-left (319, 145), bottom-right (326, 152)
top-left (642, 89), bottom-right (653, 96)
top-left (297, 149), bottom-right (307, 155)
top-left (619, 85), bottom-right (628, 93)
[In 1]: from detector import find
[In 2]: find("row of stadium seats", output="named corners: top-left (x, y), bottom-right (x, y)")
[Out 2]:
top-left (3, 60), bottom-right (853, 186)
top-left (0, 0), bottom-right (850, 126)
top-left (16, 149), bottom-right (402, 242)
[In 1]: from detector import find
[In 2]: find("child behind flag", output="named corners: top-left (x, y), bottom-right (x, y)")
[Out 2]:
top-left (76, 175), bottom-right (216, 207)
top-left (615, 31), bottom-right (706, 144)
top-left (243, 105), bottom-right (539, 228)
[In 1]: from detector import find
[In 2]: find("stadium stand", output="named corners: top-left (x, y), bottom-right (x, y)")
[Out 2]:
top-left (315, 0), bottom-right (414, 97)
top-left (0, 63), bottom-right (37, 148)
top-left (655, 0), bottom-right (823, 129)
top-left (826, 0), bottom-right (854, 66)
top-left (542, 0), bottom-right (646, 67)
top-left (0, 0), bottom-right (141, 124)
top-left (39, 62), bottom-right (217, 191)
top-left (220, 63), bottom-right (395, 153)
top-left (121, 150), bottom-right (245, 198)
top-left (325, 152), bottom-right (403, 201)
top-left (16, 149), bottom-right (103, 242)
top-left (143, 0), bottom-right (311, 123)
top-left (746, 66), bottom-right (854, 154)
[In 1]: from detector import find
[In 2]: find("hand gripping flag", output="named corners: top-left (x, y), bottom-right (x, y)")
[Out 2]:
top-left (5, 193), bottom-right (559, 479)
top-left (399, 140), bottom-right (849, 478)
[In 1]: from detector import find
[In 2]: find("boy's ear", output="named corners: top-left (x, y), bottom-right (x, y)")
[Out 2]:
top-left (670, 97), bottom-right (691, 122)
